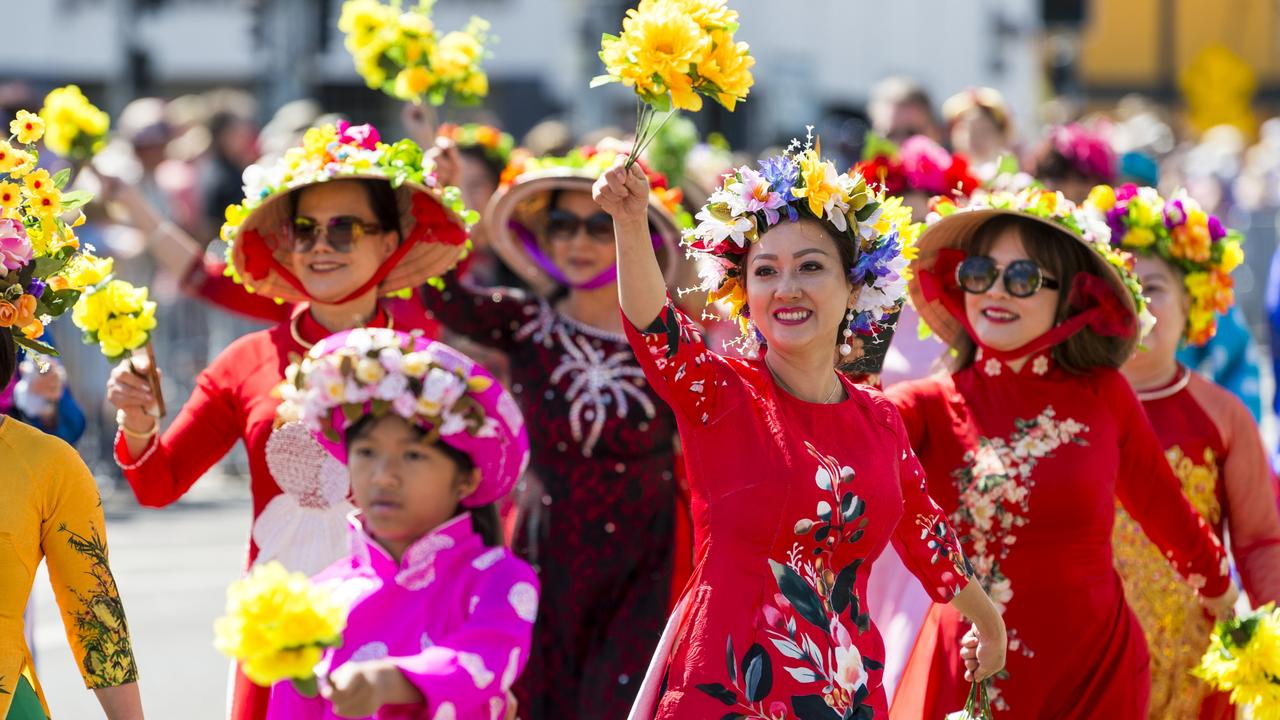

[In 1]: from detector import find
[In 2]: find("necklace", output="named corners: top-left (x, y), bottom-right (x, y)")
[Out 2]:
top-left (290, 309), bottom-right (393, 350)
top-left (1135, 366), bottom-right (1190, 402)
top-left (767, 360), bottom-right (842, 404)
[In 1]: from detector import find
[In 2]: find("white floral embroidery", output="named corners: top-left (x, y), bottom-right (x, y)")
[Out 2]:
top-left (318, 576), bottom-right (379, 609)
top-left (472, 548), bottom-right (506, 571)
top-left (350, 641), bottom-right (389, 662)
top-left (432, 702), bottom-right (456, 720)
top-left (420, 631), bottom-right (434, 650)
top-left (470, 595), bottom-right (481, 614)
top-left (983, 358), bottom-right (1002, 377)
top-left (490, 697), bottom-right (505, 720)
top-left (497, 392), bottom-right (524, 432)
top-left (1031, 355), bottom-right (1050, 375)
top-left (457, 651), bottom-right (495, 689)
top-left (500, 647), bottom-right (522, 690)
top-left (508, 581), bottom-right (538, 622)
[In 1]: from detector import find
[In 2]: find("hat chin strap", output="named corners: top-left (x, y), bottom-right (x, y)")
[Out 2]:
top-left (509, 220), bottom-right (663, 291)
top-left (918, 248), bottom-right (1137, 364)
top-left (243, 193), bottom-right (466, 304)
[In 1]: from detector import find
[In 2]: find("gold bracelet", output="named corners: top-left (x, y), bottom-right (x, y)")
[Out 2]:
top-left (116, 410), bottom-right (159, 440)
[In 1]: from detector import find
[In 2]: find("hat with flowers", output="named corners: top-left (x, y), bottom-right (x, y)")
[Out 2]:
top-left (0, 104), bottom-right (109, 356)
top-left (1032, 123), bottom-right (1117, 184)
top-left (912, 187), bottom-right (1150, 367)
top-left (485, 143), bottom-right (686, 294)
top-left (684, 131), bottom-right (919, 359)
top-left (436, 122), bottom-right (514, 169)
top-left (856, 134), bottom-right (982, 199)
top-left (1084, 183), bottom-right (1242, 346)
top-left (221, 120), bottom-right (475, 304)
top-left (278, 328), bottom-right (529, 507)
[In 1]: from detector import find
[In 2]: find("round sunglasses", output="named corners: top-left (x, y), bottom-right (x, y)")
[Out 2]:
top-left (545, 209), bottom-right (615, 244)
top-left (287, 215), bottom-right (385, 253)
top-left (956, 255), bottom-right (1061, 298)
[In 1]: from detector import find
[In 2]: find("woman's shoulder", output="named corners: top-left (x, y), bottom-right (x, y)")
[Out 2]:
top-left (2, 416), bottom-right (82, 465)
top-left (882, 372), bottom-right (958, 406)
top-left (844, 383), bottom-right (917, 436)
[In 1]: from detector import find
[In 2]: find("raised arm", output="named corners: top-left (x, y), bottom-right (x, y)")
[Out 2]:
top-left (594, 160), bottom-right (667, 329)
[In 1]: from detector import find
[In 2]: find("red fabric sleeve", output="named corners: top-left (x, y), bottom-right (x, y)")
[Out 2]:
top-left (621, 297), bottom-right (739, 426)
top-left (114, 345), bottom-right (245, 508)
top-left (183, 255), bottom-right (294, 324)
top-left (1189, 377), bottom-right (1280, 604)
top-left (1109, 371), bottom-right (1231, 598)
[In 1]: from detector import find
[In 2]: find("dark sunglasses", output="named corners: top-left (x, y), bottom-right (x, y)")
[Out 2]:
top-left (956, 256), bottom-right (1061, 298)
top-left (288, 215), bottom-right (384, 253)
top-left (545, 209), bottom-right (614, 243)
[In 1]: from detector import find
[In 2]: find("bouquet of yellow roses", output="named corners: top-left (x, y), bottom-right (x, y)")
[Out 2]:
top-left (71, 272), bottom-right (164, 415)
top-left (339, 0), bottom-right (491, 106)
top-left (39, 85), bottom-right (110, 164)
top-left (1194, 603), bottom-right (1280, 719)
top-left (592, 0), bottom-right (754, 169)
top-left (214, 562), bottom-right (349, 696)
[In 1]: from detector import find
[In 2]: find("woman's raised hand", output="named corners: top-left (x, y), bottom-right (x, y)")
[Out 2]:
top-left (426, 137), bottom-right (463, 189)
top-left (593, 159), bottom-right (650, 228)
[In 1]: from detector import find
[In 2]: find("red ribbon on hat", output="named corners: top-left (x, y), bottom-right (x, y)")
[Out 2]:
top-left (239, 191), bottom-right (466, 304)
top-left (918, 248), bottom-right (1136, 363)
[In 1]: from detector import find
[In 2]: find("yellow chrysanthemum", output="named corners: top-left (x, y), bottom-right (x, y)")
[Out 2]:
top-left (10, 110), bottom-right (45, 145)
top-left (214, 562), bottom-right (348, 688)
top-left (394, 66), bottom-right (437, 100)
top-left (695, 31), bottom-right (754, 110)
top-left (97, 312), bottom-right (153, 358)
top-left (39, 85), bottom-right (110, 159)
top-left (61, 254), bottom-right (114, 291)
top-left (603, 0), bottom-right (709, 108)
top-left (431, 30), bottom-right (483, 82)
top-left (680, 0), bottom-right (739, 29)
top-left (72, 290), bottom-right (109, 332)
top-left (791, 147), bottom-right (839, 220)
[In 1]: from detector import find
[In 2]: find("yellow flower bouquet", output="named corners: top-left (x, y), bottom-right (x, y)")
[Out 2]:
top-left (39, 85), bottom-right (110, 164)
top-left (339, 0), bottom-right (491, 106)
top-left (1194, 603), bottom-right (1280, 719)
top-left (71, 273), bottom-right (165, 415)
top-left (214, 562), bottom-right (349, 695)
top-left (592, 0), bottom-right (754, 168)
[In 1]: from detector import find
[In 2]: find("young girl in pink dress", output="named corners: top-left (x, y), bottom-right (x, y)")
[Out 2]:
top-left (267, 328), bottom-right (537, 719)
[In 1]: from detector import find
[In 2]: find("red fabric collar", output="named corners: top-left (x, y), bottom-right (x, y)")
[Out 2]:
top-left (919, 247), bottom-right (1137, 364)
top-left (243, 192), bottom-right (465, 304)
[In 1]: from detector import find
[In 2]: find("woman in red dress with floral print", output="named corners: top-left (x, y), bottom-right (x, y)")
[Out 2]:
top-left (597, 138), bottom-right (1006, 720)
top-left (887, 188), bottom-right (1241, 718)
top-left (1091, 184), bottom-right (1280, 719)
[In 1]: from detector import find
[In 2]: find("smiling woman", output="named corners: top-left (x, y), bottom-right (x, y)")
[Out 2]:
top-left (597, 138), bottom-right (1006, 720)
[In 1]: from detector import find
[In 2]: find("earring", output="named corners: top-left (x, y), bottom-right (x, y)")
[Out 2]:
top-left (839, 309), bottom-right (855, 357)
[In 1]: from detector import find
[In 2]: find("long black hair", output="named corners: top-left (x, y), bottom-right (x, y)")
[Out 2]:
top-left (0, 331), bottom-right (15, 390)
top-left (344, 415), bottom-right (503, 547)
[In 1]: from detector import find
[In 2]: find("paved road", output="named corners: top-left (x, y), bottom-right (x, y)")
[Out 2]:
top-left (31, 482), bottom-right (251, 720)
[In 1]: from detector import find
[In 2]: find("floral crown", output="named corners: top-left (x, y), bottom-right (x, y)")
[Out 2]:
top-left (499, 144), bottom-right (686, 221)
top-left (929, 187), bottom-right (1154, 337)
top-left (278, 327), bottom-right (496, 446)
top-left (685, 131), bottom-right (919, 350)
top-left (1084, 184), bottom-right (1242, 345)
top-left (219, 121), bottom-right (476, 286)
top-left (437, 122), bottom-right (514, 166)
top-left (856, 134), bottom-right (981, 198)
top-left (0, 106), bottom-right (109, 356)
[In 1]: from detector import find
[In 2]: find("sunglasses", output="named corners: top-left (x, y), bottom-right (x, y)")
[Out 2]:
top-left (956, 256), bottom-right (1061, 298)
top-left (288, 215), bottom-right (385, 253)
top-left (545, 209), bottom-right (614, 244)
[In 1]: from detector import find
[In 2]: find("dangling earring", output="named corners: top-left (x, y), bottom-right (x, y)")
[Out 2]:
top-left (839, 308), bottom-right (855, 356)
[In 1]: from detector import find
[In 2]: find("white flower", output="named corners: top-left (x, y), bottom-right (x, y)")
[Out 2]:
top-left (969, 498), bottom-right (996, 531)
top-left (508, 581), bottom-right (538, 622)
top-left (988, 577), bottom-right (1013, 609)
top-left (457, 652), bottom-right (495, 689)
top-left (983, 358), bottom-right (1002, 376)
top-left (694, 205), bottom-right (754, 249)
top-left (378, 347), bottom-right (404, 374)
top-left (402, 352), bottom-right (430, 378)
top-left (374, 372), bottom-right (408, 401)
top-left (1032, 356), bottom-right (1049, 375)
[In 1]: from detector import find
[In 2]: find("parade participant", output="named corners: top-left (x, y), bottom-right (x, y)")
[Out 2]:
top-left (1027, 123), bottom-right (1117, 203)
top-left (1089, 184), bottom-right (1280, 719)
top-left (941, 87), bottom-right (1015, 176)
top-left (104, 121), bottom-right (470, 720)
top-left (888, 187), bottom-right (1239, 717)
top-left (422, 144), bottom-right (684, 719)
top-left (1, 328), bottom-right (144, 720)
top-left (600, 138), bottom-right (1006, 719)
top-left (268, 328), bottom-right (537, 720)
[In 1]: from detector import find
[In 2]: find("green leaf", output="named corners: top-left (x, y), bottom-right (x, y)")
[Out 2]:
top-left (741, 643), bottom-right (772, 702)
top-left (60, 190), bottom-right (94, 211)
top-left (791, 694), bottom-right (841, 720)
top-left (38, 288), bottom-right (81, 317)
top-left (830, 560), bottom-right (862, 614)
top-left (995, 152), bottom-right (1020, 177)
top-left (589, 74), bottom-right (620, 89)
top-left (694, 682), bottom-right (737, 706)
top-left (13, 333), bottom-right (58, 356)
top-left (291, 675), bottom-right (319, 698)
top-left (769, 560), bottom-right (828, 630)
top-left (855, 201), bottom-right (881, 223)
top-left (52, 168), bottom-right (72, 189)
top-left (726, 635), bottom-right (736, 684)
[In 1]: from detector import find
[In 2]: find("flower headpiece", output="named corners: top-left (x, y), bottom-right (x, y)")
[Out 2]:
top-left (1036, 123), bottom-right (1117, 183)
top-left (1084, 183), bottom-right (1241, 345)
top-left (856, 134), bottom-right (981, 198)
top-left (685, 131), bottom-right (919, 352)
top-left (339, 0), bottom-right (491, 106)
top-left (279, 328), bottom-right (529, 507)
top-left (220, 121), bottom-right (474, 301)
top-left (436, 122), bottom-right (514, 167)
top-left (499, 145), bottom-right (686, 220)
top-left (0, 101), bottom-right (107, 356)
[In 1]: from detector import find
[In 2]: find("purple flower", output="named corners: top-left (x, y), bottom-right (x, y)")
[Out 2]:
top-left (1105, 206), bottom-right (1128, 245)
top-left (1207, 215), bottom-right (1226, 241)
top-left (851, 310), bottom-right (878, 335)
top-left (758, 155), bottom-right (800, 222)
top-left (852, 236), bottom-right (900, 280)
top-left (1163, 199), bottom-right (1187, 229)
top-left (27, 277), bottom-right (46, 299)
top-left (1114, 183), bottom-right (1139, 203)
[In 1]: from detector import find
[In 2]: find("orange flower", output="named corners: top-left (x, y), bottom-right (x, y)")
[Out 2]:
top-left (0, 300), bottom-right (16, 327)
top-left (14, 293), bottom-right (37, 328)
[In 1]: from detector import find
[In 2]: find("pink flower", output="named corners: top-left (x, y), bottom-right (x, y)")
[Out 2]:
top-left (732, 167), bottom-right (787, 225)
top-left (336, 121), bottom-right (381, 150)
top-left (0, 218), bottom-right (33, 272)
top-left (829, 618), bottom-right (867, 693)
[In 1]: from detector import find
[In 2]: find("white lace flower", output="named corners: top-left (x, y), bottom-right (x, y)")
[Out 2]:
top-left (983, 358), bottom-right (1002, 377)
top-left (508, 581), bottom-right (538, 623)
